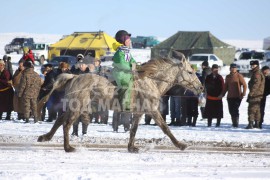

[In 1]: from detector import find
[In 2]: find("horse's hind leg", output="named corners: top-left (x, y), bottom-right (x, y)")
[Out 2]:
top-left (63, 112), bottom-right (80, 152)
top-left (128, 113), bottom-right (142, 153)
top-left (37, 113), bottom-right (66, 142)
top-left (151, 111), bottom-right (187, 150)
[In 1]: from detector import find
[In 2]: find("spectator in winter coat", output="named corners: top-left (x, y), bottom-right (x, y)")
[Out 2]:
top-left (222, 63), bottom-right (247, 127)
top-left (91, 58), bottom-right (109, 124)
top-left (12, 60), bottom-right (25, 120)
top-left (259, 66), bottom-right (270, 128)
top-left (22, 47), bottom-right (35, 64)
top-left (39, 64), bottom-right (56, 122)
top-left (186, 65), bottom-right (201, 127)
top-left (200, 60), bottom-right (211, 120)
top-left (72, 57), bottom-right (92, 136)
top-left (3, 55), bottom-right (13, 78)
top-left (0, 60), bottom-right (14, 120)
top-left (204, 64), bottom-right (224, 127)
top-left (246, 60), bottom-right (265, 129)
top-left (17, 61), bottom-right (42, 123)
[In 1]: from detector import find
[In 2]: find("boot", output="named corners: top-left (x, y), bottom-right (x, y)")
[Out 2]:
top-left (122, 112), bottom-right (131, 132)
top-left (232, 117), bottom-right (239, 128)
top-left (207, 118), bottom-right (212, 127)
top-left (0, 112), bottom-right (2, 120)
top-left (72, 124), bottom-right (79, 136)
top-left (169, 118), bottom-right (175, 126)
top-left (254, 121), bottom-right (259, 128)
top-left (216, 118), bottom-right (221, 127)
top-left (175, 118), bottom-right (181, 126)
top-left (5, 111), bottom-right (11, 120)
top-left (192, 117), bottom-right (197, 127)
top-left (245, 121), bottom-right (254, 129)
top-left (34, 117), bottom-right (40, 123)
top-left (259, 121), bottom-right (263, 129)
top-left (25, 118), bottom-right (29, 123)
top-left (187, 117), bottom-right (192, 126)
top-left (82, 123), bottom-right (88, 135)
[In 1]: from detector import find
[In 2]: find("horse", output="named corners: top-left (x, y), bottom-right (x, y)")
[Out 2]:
top-left (37, 51), bottom-right (203, 152)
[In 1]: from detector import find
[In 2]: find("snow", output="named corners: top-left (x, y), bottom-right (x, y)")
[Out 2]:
top-left (1, 33), bottom-right (270, 179)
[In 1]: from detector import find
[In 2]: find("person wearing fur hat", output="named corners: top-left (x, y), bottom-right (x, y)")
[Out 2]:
top-left (0, 60), bottom-right (14, 120)
top-left (246, 60), bottom-right (265, 129)
top-left (17, 60), bottom-right (42, 123)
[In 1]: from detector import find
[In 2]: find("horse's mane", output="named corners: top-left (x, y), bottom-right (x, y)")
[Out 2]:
top-left (138, 57), bottom-right (175, 78)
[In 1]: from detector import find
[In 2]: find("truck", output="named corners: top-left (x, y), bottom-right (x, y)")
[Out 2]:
top-left (32, 42), bottom-right (51, 64)
top-left (4, 37), bottom-right (34, 54)
top-left (131, 36), bottom-right (159, 49)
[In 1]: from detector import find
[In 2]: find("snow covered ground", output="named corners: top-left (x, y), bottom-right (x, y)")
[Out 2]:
top-left (0, 33), bottom-right (270, 179)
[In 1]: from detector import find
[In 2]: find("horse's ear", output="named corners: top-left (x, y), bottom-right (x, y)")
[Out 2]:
top-left (171, 50), bottom-right (185, 62)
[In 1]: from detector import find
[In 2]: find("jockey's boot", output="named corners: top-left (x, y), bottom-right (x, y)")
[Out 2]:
top-left (122, 112), bottom-right (131, 132)
top-left (72, 124), bottom-right (78, 136)
top-left (5, 111), bottom-right (11, 120)
top-left (207, 118), bottom-right (212, 127)
top-left (216, 118), bottom-right (221, 127)
top-left (112, 112), bottom-right (120, 132)
top-left (245, 121), bottom-right (254, 129)
top-left (82, 124), bottom-right (88, 135)
top-left (192, 117), bottom-right (197, 127)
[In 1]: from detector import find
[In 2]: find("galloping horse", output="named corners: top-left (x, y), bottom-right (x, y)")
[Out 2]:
top-left (37, 51), bottom-right (203, 152)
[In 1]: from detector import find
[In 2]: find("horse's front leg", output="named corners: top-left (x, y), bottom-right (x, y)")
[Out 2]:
top-left (63, 112), bottom-right (79, 152)
top-left (128, 113), bottom-right (142, 153)
top-left (37, 113), bottom-right (66, 142)
top-left (151, 111), bottom-right (187, 150)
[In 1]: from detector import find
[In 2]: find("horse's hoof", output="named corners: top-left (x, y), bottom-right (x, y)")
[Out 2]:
top-left (128, 146), bottom-right (139, 153)
top-left (37, 135), bottom-right (45, 142)
top-left (179, 143), bottom-right (187, 151)
top-left (65, 146), bottom-right (76, 153)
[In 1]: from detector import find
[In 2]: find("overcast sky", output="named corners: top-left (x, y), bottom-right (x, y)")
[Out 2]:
top-left (1, 0), bottom-right (269, 40)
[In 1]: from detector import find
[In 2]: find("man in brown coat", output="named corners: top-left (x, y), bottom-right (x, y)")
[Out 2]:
top-left (18, 61), bottom-right (42, 123)
top-left (246, 60), bottom-right (265, 129)
top-left (223, 63), bottom-right (247, 127)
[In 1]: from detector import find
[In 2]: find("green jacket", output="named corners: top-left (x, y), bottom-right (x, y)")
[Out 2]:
top-left (112, 46), bottom-right (136, 87)
top-left (112, 46), bottom-right (136, 110)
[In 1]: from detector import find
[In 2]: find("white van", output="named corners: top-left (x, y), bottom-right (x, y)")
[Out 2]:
top-left (32, 42), bottom-right (51, 64)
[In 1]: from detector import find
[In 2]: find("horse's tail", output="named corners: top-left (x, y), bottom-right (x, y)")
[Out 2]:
top-left (37, 73), bottom-right (76, 119)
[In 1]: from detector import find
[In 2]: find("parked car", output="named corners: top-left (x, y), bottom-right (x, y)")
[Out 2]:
top-left (41, 55), bottom-right (77, 72)
top-left (188, 53), bottom-right (224, 72)
top-left (32, 42), bottom-right (51, 64)
top-left (4, 37), bottom-right (34, 54)
top-left (234, 51), bottom-right (265, 77)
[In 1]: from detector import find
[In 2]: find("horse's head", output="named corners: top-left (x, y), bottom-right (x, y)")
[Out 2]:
top-left (170, 51), bottom-right (203, 95)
